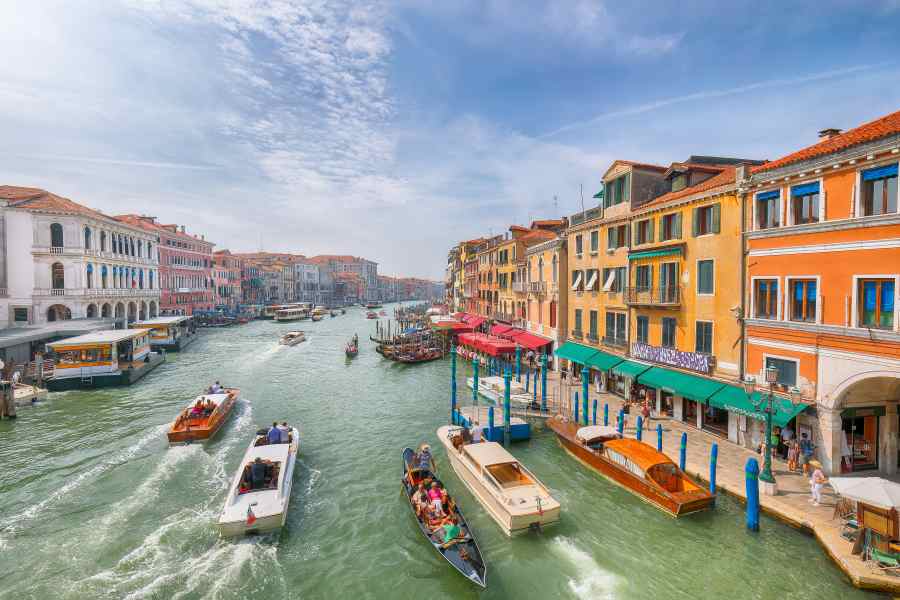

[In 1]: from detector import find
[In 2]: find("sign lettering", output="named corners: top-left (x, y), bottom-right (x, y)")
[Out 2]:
top-left (630, 342), bottom-right (711, 374)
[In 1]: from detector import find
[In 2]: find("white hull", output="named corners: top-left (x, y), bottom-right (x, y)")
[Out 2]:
top-left (466, 377), bottom-right (533, 407)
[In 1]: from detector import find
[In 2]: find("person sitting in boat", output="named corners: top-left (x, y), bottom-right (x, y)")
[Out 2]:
top-left (413, 483), bottom-right (429, 519)
top-left (427, 482), bottom-right (444, 517)
top-left (277, 421), bottom-right (290, 443)
top-left (211, 381), bottom-right (223, 393)
top-left (203, 398), bottom-right (216, 415)
top-left (191, 399), bottom-right (204, 418)
top-left (250, 457), bottom-right (267, 490)
top-left (266, 422), bottom-right (282, 445)
top-left (431, 514), bottom-right (462, 546)
top-left (239, 469), bottom-right (252, 494)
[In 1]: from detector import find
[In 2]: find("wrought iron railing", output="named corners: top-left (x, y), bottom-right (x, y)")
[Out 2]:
top-left (624, 286), bottom-right (681, 306)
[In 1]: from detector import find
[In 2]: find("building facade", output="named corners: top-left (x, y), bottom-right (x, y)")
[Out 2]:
top-left (213, 250), bottom-right (242, 309)
top-left (524, 235), bottom-right (568, 358)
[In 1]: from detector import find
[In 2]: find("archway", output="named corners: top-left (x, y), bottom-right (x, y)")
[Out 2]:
top-left (139, 301), bottom-right (147, 321)
top-left (101, 303), bottom-right (111, 318)
top-left (127, 301), bottom-right (137, 323)
top-left (86, 303), bottom-right (98, 318)
top-left (47, 304), bottom-right (71, 322)
top-left (149, 301), bottom-right (158, 318)
top-left (115, 302), bottom-right (125, 320)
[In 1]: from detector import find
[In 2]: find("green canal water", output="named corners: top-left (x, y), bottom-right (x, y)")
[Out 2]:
top-left (0, 304), bottom-right (878, 599)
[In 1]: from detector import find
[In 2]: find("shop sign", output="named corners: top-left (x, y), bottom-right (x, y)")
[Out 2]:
top-left (630, 342), bottom-right (712, 374)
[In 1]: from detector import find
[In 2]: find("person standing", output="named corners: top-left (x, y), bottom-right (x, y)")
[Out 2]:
top-left (799, 433), bottom-right (814, 476)
top-left (787, 440), bottom-right (800, 472)
top-left (641, 401), bottom-right (651, 430)
top-left (781, 423), bottom-right (795, 459)
top-left (809, 461), bottom-right (828, 506)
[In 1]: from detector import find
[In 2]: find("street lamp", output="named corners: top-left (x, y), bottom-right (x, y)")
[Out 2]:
top-left (743, 366), bottom-right (803, 490)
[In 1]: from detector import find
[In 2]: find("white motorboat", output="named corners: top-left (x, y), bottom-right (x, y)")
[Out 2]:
top-left (218, 426), bottom-right (300, 536)
top-left (466, 376), bottom-right (532, 407)
top-left (279, 331), bottom-right (306, 346)
top-left (437, 425), bottom-right (560, 536)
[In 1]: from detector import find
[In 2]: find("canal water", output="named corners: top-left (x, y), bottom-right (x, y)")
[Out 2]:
top-left (0, 305), bottom-right (877, 599)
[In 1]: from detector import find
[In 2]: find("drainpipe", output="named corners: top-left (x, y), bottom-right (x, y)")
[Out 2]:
top-left (737, 166), bottom-right (748, 382)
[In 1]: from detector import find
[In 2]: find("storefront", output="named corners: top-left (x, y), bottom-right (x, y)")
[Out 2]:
top-left (840, 406), bottom-right (883, 472)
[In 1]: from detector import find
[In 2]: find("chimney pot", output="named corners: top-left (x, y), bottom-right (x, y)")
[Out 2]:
top-left (818, 128), bottom-right (842, 140)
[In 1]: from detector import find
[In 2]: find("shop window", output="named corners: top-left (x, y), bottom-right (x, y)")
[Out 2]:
top-left (861, 164), bottom-right (898, 216)
top-left (858, 278), bottom-right (895, 330)
top-left (791, 182), bottom-right (820, 224)
top-left (697, 260), bottom-right (714, 295)
top-left (754, 279), bottom-right (779, 319)
top-left (790, 279), bottom-right (817, 322)
top-left (662, 317), bottom-right (676, 348)
top-left (636, 315), bottom-right (649, 344)
top-left (635, 265), bottom-right (652, 291)
top-left (765, 357), bottom-right (797, 387)
top-left (695, 321), bottom-right (713, 354)
top-left (756, 191), bottom-right (780, 229)
top-left (660, 213), bottom-right (682, 241)
top-left (692, 203), bottom-right (721, 236)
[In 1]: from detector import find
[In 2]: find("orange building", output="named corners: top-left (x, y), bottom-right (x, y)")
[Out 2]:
top-left (745, 111), bottom-right (900, 476)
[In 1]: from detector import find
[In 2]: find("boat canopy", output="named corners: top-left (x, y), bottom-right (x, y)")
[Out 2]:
top-left (131, 316), bottom-right (190, 327)
top-left (604, 439), bottom-right (672, 471)
top-left (576, 425), bottom-right (619, 444)
top-left (463, 441), bottom-right (518, 468)
top-left (457, 333), bottom-right (516, 356)
top-left (47, 329), bottom-right (151, 349)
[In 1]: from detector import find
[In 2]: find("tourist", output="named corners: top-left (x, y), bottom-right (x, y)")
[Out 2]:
top-left (438, 514), bottom-right (462, 546)
top-left (212, 381), bottom-right (223, 393)
top-left (526, 349), bottom-right (535, 367)
top-left (191, 399), bottom-right (204, 417)
top-left (428, 482), bottom-right (444, 516)
top-left (799, 433), bottom-right (814, 475)
top-left (770, 427), bottom-right (781, 459)
top-left (641, 401), bottom-right (651, 429)
top-left (266, 422), bottom-right (281, 444)
top-left (470, 423), bottom-right (482, 443)
top-left (277, 421), bottom-right (290, 443)
top-left (250, 457), bottom-right (266, 489)
top-left (781, 424), bottom-right (794, 459)
top-left (787, 440), bottom-right (800, 472)
top-left (809, 461), bottom-right (828, 506)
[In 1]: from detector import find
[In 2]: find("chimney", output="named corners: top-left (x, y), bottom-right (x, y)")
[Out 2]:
top-left (180, 225), bottom-right (186, 234)
top-left (818, 128), bottom-right (842, 141)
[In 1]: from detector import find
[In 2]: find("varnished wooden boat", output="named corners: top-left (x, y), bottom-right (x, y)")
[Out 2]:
top-left (547, 417), bottom-right (714, 516)
top-left (394, 349), bottom-right (443, 364)
top-left (167, 388), bottom-right (239, 444)
top-left (279, 331), bottom-right (306, 346)
top-left (402, 447), bottom-right (486, 587)
top-left (366, 311), bottom-right (378, 319)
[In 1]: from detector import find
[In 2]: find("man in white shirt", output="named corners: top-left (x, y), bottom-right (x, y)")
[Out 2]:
top-left (470, 423), bottom-right (483, 443)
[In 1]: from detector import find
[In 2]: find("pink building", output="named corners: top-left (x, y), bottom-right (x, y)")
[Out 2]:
top-left (115, 215), bottom-right (215, 315)
top-left (214, 250), bottom-right (242, 309)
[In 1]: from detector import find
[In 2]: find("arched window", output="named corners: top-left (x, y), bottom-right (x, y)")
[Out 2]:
top-left (149, 270), bottom-right (154, 289)
top-left (147, 242), bottom-right (153, 261)
top-left (86, 263), bottom-right (94, 289)
top-left (101, 265), bottom-right (108, 289)
top-left (50, 223), bottom-right (63, 248)
top-left (130, 238), bottom-right (135, 256)
top-left (552, 255), bottom-right (558, 282)
top-left (100, 231), bottom-right (107, 252)
top-left (139, 269), bottom-right (144, 289)
top-left (51, 262), bottom-right (65, 289)
top-left (84, 227), bottom-right (91, 250)
top-left (538, 257), bottom-right (544, 281)
top-left (137, 240), bottom-right (143, 258)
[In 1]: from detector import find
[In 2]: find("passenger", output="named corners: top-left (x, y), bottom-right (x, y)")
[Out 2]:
top-left (413, 484), bottom-right (428, 518)
top-left (212, 381), bottom-right (223, 393)
top-left (191, 399), bottom-right (204, 417)
top-left (266, 422), bottom-right (281, 445)
top-left (427, 482), bottom-right (444, 517)
top-left (417, 444), bottom-right (433, 471)
top-left (207, 385), bottom-right (215, 394)
top-left (250, 457), bottom-right (266, 489)
top-left (278, 421), bottom-right (290, 443)
top-left (470, 423), bottom-right (482, 443)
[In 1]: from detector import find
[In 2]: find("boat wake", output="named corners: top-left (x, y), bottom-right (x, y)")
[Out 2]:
top-left (552, 537), bottom-right (619, 600)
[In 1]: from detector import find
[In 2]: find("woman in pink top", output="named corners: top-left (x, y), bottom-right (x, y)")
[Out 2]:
top-left (428, 482), bottom-right (444, 516)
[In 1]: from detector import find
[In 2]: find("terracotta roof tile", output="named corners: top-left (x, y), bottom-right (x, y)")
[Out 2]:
top-left (1, 185), bottom-right (111, 222)
top-left (753, 109), bottom-right (900, 174)
top-left (638, 166), bottom-right (736, 210)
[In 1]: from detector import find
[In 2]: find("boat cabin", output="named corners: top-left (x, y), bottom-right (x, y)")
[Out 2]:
top-left (602, 439), bottom-right (695, 494)
top-left (575, 425), bottom-right (621, 451)
top-left (275, 307), bottom-right (308, 322)
top-left (461, 443), bottom-right (537, 492)
top-left (130, 316), bottom-right (195, 351)
top-left (44, 329), bottom-right (162, 390)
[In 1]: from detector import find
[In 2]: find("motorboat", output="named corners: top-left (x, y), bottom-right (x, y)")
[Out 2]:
top-left (167, 388), bottom-right (239, 444)
top-left (279, 331), bottom-right (306, 346)
top-left (436, 425), bottom-right (560, 535)
top-left (547, 417), bottom-right (714, 517)
top-left (366, 311), bottom-right (378, 319)
top-left (402, 446), bottom-right (486, 587)
top-left (466, 376), bottom-right (533, 407)
top-left (311, 314), bottom-right (324, 322)
top-left (218, 425), bottom-right (300, 536)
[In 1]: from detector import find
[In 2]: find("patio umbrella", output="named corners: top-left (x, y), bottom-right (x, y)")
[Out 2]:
top-left (829, 477), bottom-right (900, 510)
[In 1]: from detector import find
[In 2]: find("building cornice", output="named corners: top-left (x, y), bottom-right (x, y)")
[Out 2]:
top-left (745, 319), bottom-right (900, 344)
top-left (630, 185), bottom-right (737, 217)
top-left (525, 237), bottom-right (565, 255)
top-left (744, 213), bottom-right (900, 239)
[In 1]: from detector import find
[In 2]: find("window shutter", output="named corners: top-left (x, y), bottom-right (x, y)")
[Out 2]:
top-left (648, 264), bottom-right (654, 288)
top-left (711, 203), bottom-right (721, 233)
top-left (851, 184), bottom-right (857, 218)
top-left (692, 207), bottom-right (700, 236)
top-left (607, 227), bottom-right (614, 249)
top-left (625, 224), bottom-right (631, 247)
top-left (820, 189), bottom-right (826, 222)
top-left (675, 213), bottom-right (682, 238)
top-left (633, 222), bottom-right (640, 245)
top-left (648, 218), bottom-right (655, 242)
top-left (624, 173), bottom-right (631, 204)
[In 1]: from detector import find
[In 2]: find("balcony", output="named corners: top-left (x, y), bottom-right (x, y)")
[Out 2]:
top-left (624, 286), bottom-right (681, 307)
top-left (512, 281), bottom-right (527, 293)
top-left (529, 281), bottom-right (546, 294)
top-left (571, 329), bottom-right (583, 340)
top-left (586, 333), bottom-right (599, 344)
top-left (602, 335), bottom-right (627, 348)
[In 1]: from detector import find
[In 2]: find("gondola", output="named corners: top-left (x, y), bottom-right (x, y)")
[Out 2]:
top-left (402, 447), bottom-right (486, 588)
top-left (345, 344), bottom-right (358, 358)
top-left (394, 349), bottom-right (443, 364)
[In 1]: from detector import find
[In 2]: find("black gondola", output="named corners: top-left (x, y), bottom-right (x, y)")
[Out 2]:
top-left (401, 447), bottom-right (486, 588)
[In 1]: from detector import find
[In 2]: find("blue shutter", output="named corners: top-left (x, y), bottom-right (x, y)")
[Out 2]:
top-left (862, 164), bottom-right (898, 181)
top-left (756, 190), bottom-right (780, 200)
top-left (791, 182), bottom-right (820, 196)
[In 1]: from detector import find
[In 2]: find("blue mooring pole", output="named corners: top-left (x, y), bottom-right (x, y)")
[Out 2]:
top-left (574, 391), bottom-right (579, 423)
top-left (603, 403), bottom-right (609, 426)
top-left (592, 399), bottom-right (597, 426)
top-left (450, 343), bottom-right (457, 425)
top-left (488, 406), bottom-right (495, 443)
top-left (515, 346), bottom-right (522, 382)
top-left (540, 353), bottom-right (548, 412)
top-left (679, 432), bottom-right (687, 471)
top-left (636, 416), bottom-right (643, 441)
top-left (503, 369), bottom-right (511, 447)
top-left (746, 457), bottom-right (760, 531)
top-left (472, 357), bottom-right (479, 410)
top-left (581, 375), bottom-right (589, 426)
top-left (525, 368), bottom-right (530, 392)
top-left (617, 409), bottom-right (625, 436)
top-left (657, 423), bottom-right (663, 452)
top-left (710, 443), bottom-right (718, 503)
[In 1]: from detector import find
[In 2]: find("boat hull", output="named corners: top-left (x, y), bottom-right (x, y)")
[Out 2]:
top-left (167, 389), bottom-right (238, 444)
top-left (218, 511), bottom-right (286, 537)
top-left (45, 353), bottom-right (165, 391)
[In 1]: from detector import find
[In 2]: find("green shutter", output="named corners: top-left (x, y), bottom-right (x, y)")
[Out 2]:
top-left (648, 264), bottom-right (654, 287)
top-left (675, 213), bottom-right (682, 239)
top-left (633, 222), bottom-right (640, 245)
top-left (711, 203), bottom-right (721, 233)
top-left (623, 173), bottom-right (631, 204)
top-left (607, 227), bottom-right (614, 249)
top-left (648, 218), bottom-right (655, 242)
top-left (692, 207), bottom-right (700, 236)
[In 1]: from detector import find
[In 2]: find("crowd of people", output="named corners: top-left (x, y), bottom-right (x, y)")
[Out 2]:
top-left (408, 445), bottom-right (464, 547)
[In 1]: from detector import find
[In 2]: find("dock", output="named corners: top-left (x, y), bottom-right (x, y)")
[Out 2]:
top-left (456, 405), bottom-right (530, 442)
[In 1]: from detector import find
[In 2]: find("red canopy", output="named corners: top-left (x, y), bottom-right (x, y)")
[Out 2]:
top-left (509, 330), bottom-right (553, 351)
top-left (457, 333), bottom-right (516, 356)
top-left (490, 324), bottom-right (513, 336)
top-left (466, 315), bottom-right (486, 329)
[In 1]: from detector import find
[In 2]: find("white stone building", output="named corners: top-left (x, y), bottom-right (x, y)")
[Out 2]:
top-left (0, 186), bottom-right (161, 329)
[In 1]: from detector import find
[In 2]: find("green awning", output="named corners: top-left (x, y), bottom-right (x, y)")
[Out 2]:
top-left (637, 367), bottom-right (726, 403)
top-left (592, 189), bottom-right (604, 199)
top-left (611, 360), bottom-right (652, 379)
top-left (584, 350), bottom-right (623, 371)
top-left (555, 341), bottom-right (597, 365)
top-left (707, 386), bottom-right (809, 428)
top-left (628, 247), bottom-right (683, 261)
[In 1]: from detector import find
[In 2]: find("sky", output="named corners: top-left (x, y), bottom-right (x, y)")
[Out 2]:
top-left (2, 1), bottom-right (900, 279)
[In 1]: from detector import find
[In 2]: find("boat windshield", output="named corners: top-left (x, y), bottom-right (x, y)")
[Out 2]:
top-left (485, 462), bottom-right (534, 489)
top-left (239, 460), bottom-right (282, 494)
top-left (647, 463), bottom-right (685, 493)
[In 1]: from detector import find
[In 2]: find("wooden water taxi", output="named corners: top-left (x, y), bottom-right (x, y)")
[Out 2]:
top-left (4, 381), bottom-right (49, 406)
top-left (395, 348), bottom-right (443, 364)
top-left (167, 388), bottom-right (239, 444)
top-left (402, 446), bottom-right (486, 588)
top-left (436, 425), bottom-right (560, 535)
top-left (130, 316), bottom-right (197, 351)
top-left (366, 311), bottom-right (378, 319)
top-left (310, 314), bottom-right (324, 322)
top-left (547, 417), bottom-right (714, 517)
top-left (275, 307), bottom-right (309, 322)
top-left (44, 330), bottom-right (164, 390)
top-left (218, 424), bottom-right (299, 536)
top-left (279, 331), bottom-right (306, 346)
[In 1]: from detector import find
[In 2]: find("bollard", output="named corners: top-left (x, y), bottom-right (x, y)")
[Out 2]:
top-left (488, 406), bottom-right (495, 443)
top-left (540, 353), bottom-right (548, 413)
top-left (679, 432), bottom-right (687, 471)
top-left (746, 458), bottom-right (760, 531)
top-left (592, 399), bottom-right (597, 426)
top-left (515, 346), bottom-right (522, 382)
top-left (472, 357), bottom-right (479, 409)
top-left (450, 343), bottom-right (457, 425)
top-left (710, 443), bottom-right (718, 502)
top-left (657, 423), bottom-right (663, 452)
top-left (617, 409), bottom-right (624, 436)
top-left (636, 416), bottom-right (643, 441)
top-left (603, 403), bottom-right (609, 426)
top-left (574, 391), bottom-right (579, 423)
top-left (503, 369), bottom-right (511, 447)
top-left (526, 368), bottom-right (530, 392)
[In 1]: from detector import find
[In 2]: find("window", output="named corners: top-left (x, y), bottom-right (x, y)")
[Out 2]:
top-left (662, 317), bottom-right (677, 348)
top-left (671, 174), bottom-right (687, 192)
top-left (697, 260), bottom-right (714, 295)
top-left (552, 255), bottom-right (558, 282)
top-left (660, 213), bottom-right (682, 241)
top-left (590, 230), bottom-right (599, 253)
top-left (584, 268), bottom-right (599, 291)
top-left (604, 311), bottom-right (626, 345)
top-left (571, 269), bottom-right (583, 291)
top-left (604, 174), bottom-right (630, 207)
top-left (84, 227), bottom-right (91, 250)
top-left (100, 231), bottom-right (107, 251)
top-left (765, 357), bottom-right (797, 387)
top-left (692, 203), bottom-right (721, 236)
top-left (756, 191), bottom-right (780, 229)
top-left (858, 279), bottom-right (895, 330)
top-left (86, 264), bottom-right (94, 289)
top-left (51, 262), bottom-right (65, 289)
top-left (790, 279), bottom-right (817, 322)
top-left (606, 224), bottom-right (628, 250)
top-left (602, 267), bottom-right (626, 292)
top-left (574, 308), bottom-right (583, 333)
top-left (634, 219), bottom-right (654, 245)
top-left (50, 223), bottom-right (63, 248)
top-left (754, 279), bottom-right (779, 319)
top-left (861, 164), bottom-right (898, 216)
top-left (695, 321), bottom-right (713, 354)
top-left (575, 234), bottom-right (583, 256)
top-left (550, 300), bottom-right (557, 328)
top-left (635, 265), bottom-right (652, 291)
top-left (14, 307), bottom-right (28, 322)
top-left (589, 310), bottom-right (598, 340)
top-left (636, 316), bottom-right (649, 344)
top-left (791, 182), bottom-right (820, 225)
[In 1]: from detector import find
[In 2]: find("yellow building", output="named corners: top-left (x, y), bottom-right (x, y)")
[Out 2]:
top-left (524, 234), bottom-right (568, 356)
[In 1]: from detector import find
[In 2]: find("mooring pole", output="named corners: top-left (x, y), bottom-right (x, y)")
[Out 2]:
top-left (515, 345), bottom-right (522, 382)
top-left (574, 391), bottom-right (579, 423)
top-left (657, 423), bottom-right (663, 452)
top-left (540, 353), bottom-right (547, 413)
top-left (592, 399), bottom-right (597, 426)
top-left (710, 443), bottom-right (718, 503)
top-left (488, 406), bottom-right (495, 443)
top-left (746, 458), bottom-right (760, 531)
top-left (450, 343), bottom-right (457, 425)
top-left (503, 368), bottom-right (511, 447)
top-left (679, 432), bottom-right (687, 471)
top-left (636, 416), bottom-right (643, 441)
top-left (603, 403), bottom-right (609, 426)
top-left (581, 375), bottom-right (589, 426)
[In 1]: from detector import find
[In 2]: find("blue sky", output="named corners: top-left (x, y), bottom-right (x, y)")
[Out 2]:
top-left (2, 1), bottom-right (899, 279)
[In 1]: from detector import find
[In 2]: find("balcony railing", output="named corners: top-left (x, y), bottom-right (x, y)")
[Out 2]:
top-left (512, 281), bottom-right (527, 293)
top-left (50, 246), bottom-right (64, 255)
top-left (586, 333), bottom-right (599, 344)
top-left (34, 287), bottom-right (161, 298)
top-left (602, 335), bottom-right (627, 348)
top-left (624, 286), bottom-right (681, 307)
top-left (529, 281), bottom-right (546, 294)
top-left (571, 329), bottom-right (583, 340)
top-left (569, 206), bottom-right (603, 227)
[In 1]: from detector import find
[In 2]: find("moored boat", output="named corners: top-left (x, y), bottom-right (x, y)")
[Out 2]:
top-left (436, 425), bottom-right (560, 535)
top-left (395, 348), bottom-right (443, 364)
top-left (218, 424), bottom-right (300, 536)
top-left (279, 331), bottom-right (306, 346)
top-left (402, 446), bottom-right (486, 588)
top-left (311, 314), bottom-right (324, 322)
top-left (547, 417), bottom-right (714, 516)
top-left (167, 388), bottom-right (239, 444)
top-left (275, 307), bottom-right (309, 322)
top-left (366, 311), bottom-right (378, 319)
